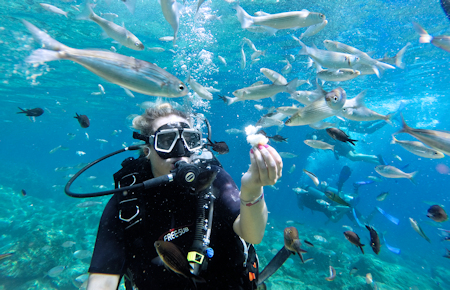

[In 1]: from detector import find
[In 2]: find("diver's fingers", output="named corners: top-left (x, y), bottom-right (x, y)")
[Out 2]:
top-left (265, 145), bottom-right (283, 178)
top-left (252, 146), bottom-right (270, 183)
top-left (257, 145), bottom-right (278, 184)
top-left (248, 148), bottom-right (258, 171)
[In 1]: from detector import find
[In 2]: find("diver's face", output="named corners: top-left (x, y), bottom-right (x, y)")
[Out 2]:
top-left (148, 115), bottom-right (192, 177)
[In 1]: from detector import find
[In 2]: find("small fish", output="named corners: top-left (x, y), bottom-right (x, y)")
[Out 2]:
top-left (77, 4), bottom-right (144, 50)
top-left (337, 166), bottom-right (352, 193)
top-left (96, 139), bottom-right (108, 143)
top-left (284, 227), bottom-right (307, 263)
top-left (413, 22), bottom-right (450, 53)
top-left (340, 91), bottom-right (394, 123)
top-left (365, 273), bottom-right (373, 284)
top-left (281, 59), bottom-right (292, 74)
top-left (218, 56), bottom-right (227, 66)
top-left (47, 265), bottom-right (66, 278)
top-left (207, 139), bottom-right (229, 155)
top-left (98, 84), bottom-right (105, 95)
top-left (74, 113), bottom-right (90, 128)
top-left (154, 241), bottom-right (205, 283)
top-left (326, 128), bottom-right (357, 146)
top-left (368, 176), bottom-right (383, 182)
top-left (376, 192), bottom-right (389, 201)
top-left (353, 180), bottom-right (374, 186)
top-left (427, 205), bottom-right (448, 222)
top-left (393, 154), bottom-right (402, 162)
top-left (303, 169), bottom-right (319, 186)
top-left (235, 5), bottom-right (326, 31)
top-left (375, 165), bottom-right (417, 184)
top-left (317, 68), bottom-right (360, 82)
top-left (160, 0), bottom-right (183, 44)
top-left (49, 145), bottom-right (62, 154)
top-left (304, 140), bottom-right (335, 151)
top-left (187, 75), bottom-right (213, 100)
top-left (85, 132), bottom-right (90, 140)
top-left (316, 199), bottom-right (330, 207)
top-left (21, 189), bottom-right (27, 196)
top-left (299, 19), bottom-right (328, 39)
top-left (409, 217), bottom-right (431, 243)
top-left (159, 36), bottom-right (174, 42)
top-left (225, 128), bottom-right (243, 135)
top-left (391, 136), bottom-right (445, 159)
top-left (147, 47), bottom-right (165, 52)
top-left (0, 253), bottom-right (14, 260)
top-left (397, 114), bottom-right (450, 156)
top-left (260, 68), bottom-right (287, 85)
top-left (284, 165), bottom-right (295, 175)
top-left (76, 151), bottom-right (86, 156)
top-left (349, 267), bottom-right (358, 275)
top-left (325, 87), bottom-right (347, 110)
top-left (365, 225), bottom-right (381, 254)
top-left (39, 3), bottom-right (68, 17)
top-left (376, 207), bottom-right (400, 225)
top-left (267, 134), bottom-right (288, 143)
top-left (325, 266), bottom-right (336, 281)
top-left (313, 235), bottom-right (327, 243)
top-left (344, 231), bottom-right (364, 254)
top-left (23, 21), bottom-right (187, 98)
top-left (62, 241), bottom-right (76, 248)
top-left (73, 250), bottom-right (92, 260)
top-left (17, 107), bottom-right (44, 117)
top-left (324, 191), bottom-right (350, 207)
top-left (279, 152), bottom-right (298, 158)
top-left (67, 133), bottom-right (76, 140)
top-left (76, 201), bottom-right (102, 208)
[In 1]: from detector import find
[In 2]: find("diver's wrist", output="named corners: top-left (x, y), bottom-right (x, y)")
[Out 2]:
top-left (240, 190), bottom-right (264, 207)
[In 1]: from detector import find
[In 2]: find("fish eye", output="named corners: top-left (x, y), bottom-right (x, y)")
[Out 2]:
top-left (135, 42), bottom-right (140, 46)
top-left (334, 96), bottom-right (338, 101)
top-left (320, 14), bottom-right (324, 18)
top-left (178, 84), bottom-right (185, 91)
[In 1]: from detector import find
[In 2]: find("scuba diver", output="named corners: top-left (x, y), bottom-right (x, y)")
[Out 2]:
top-left (71, 103), bottom-right (282, 290)
top-left (306, 129), bottom-right (384, 165)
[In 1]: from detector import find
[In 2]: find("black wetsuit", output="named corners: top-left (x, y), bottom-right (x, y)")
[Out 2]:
top-left (89, 165), bottom-right (258, 289)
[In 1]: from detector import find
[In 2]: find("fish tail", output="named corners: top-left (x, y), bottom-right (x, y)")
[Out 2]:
top-left (412, 22), bottom-right (433, 43)
top-left (394, 42), bottom-right (411, 69)
top-left (348, 139), bottom-right (358, 146)
top-left (22, 20), bottom-right (68, 53)
top-left (359, 245), bottom-right (365, 254)
top-left (285, 78), bottom-right (299, 94)
top-left (390, 135), bottom-right (398, 145)
top-left (26, 49), bottom-right (62, 63)
top-left (397, 113), bottom-right (409, 134)
top-left (77, 2), bottom-right (94, 21)
top-left (296, 40), bottom-right (308, 56)
top-left (223, 96), bottom-right (239, 105)
top-left (235, 5), bottom-right (254, 29)
top-left (17, 107), bottom-right (26, 114)
top-left (409, 171), bottom-right (418, 185)
top-left (330, 144), bottom-right (335, 151)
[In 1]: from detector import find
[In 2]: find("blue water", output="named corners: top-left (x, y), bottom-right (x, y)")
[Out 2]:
top-left (1, 0), bottom-right (450, 289)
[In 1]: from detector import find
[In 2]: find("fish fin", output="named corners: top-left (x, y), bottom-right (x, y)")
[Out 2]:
top-left (76, 2), bottom-right (94, 21)
top-left (307, 57), bottom-right (314, 69)
top-left (396, 113), bottom-right (409, 134)
top-left (359, 245), bottom-right (365, 254)
top-left (331, 145), bottom-right (335, 151)
top-left (296, 40), bottom-right (308, 55)
top-left (221, 95), bottom-right (239, 105)
top-left (122, 0), bottom-right (136, 14)
top-left (395, 42), bottom-right (411, 69)
top-left (372, 65), bottom-right (381, 78)
top-left (17, 107), bottom-right (26, 113)
top-left (353, 90), bottom-right (367, 107)
top-left (235, 5), bottom-right (254, 29)
top-left (390, 135), bottom-right (397, 144)
top-left (26, 49), bottom-right (61, 63)
top-left (22, 20), bottom-right (68, 52)
top-left (347, 139), bottom-right (358, 146)
top-left (285, 78), bottom-right (299, 94)
top-left (409, 171), bottom-right (418, 185)
top-left (412, 22), bottom-right (433, 43)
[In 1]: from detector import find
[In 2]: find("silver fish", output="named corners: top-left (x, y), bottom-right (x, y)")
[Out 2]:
top-left (23, 21), bottom-right (187, 98)
top-left (227, 78), bottom-right (298, 105)
top-left (77, 4), bottom-right (144, 51)
top-left (295, 39), bottom-right (360, 69)
top-left (317, 68), bottom-right (360, 82)
top-left (240, 45), bottom-right (246, 70)
top-left (160, 0), bottom-right (183, 44)
top-left (290, 85), bottom-right (326, 105)
top-left (260, 68), bottom-right (287, 85)
top-left (323, 40), bottom-right (394, 77)
top-left (377, 42), bottom-right (411, 69)
top-left (340, 91), bottom-right (393, 122)
top-left (375, 165), bottom-right (417, 184)
top-left (409, 217), bottom-right (431, 243)
top-left (218, 56), bottom-right (227, 66)
top-left (285, 97), bottom-right (338, 126)
top-left (236, 5), bottom-right (325, 31)
top-left (187, 75), bottom-right (213, 100)
top-left (39, 3), bottom-right (68, 17)
top-left (391, 136), bottom-right (445, 159)
top-left (281, 59), bottom-right (292, 74)
top-left (398, 114), bottom-right (450, 156)
top-left (304, 140), bottom-right (334, 151)
top-left (325, 87), bottom-right (346, 110)
top-left (298, 19), bottom-right (328, 39)
top-left (413, 22), bottom-right (450, 53)
top-left (304, 169), bottom-right (320, 186)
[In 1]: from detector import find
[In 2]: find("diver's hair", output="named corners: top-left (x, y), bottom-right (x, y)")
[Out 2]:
top-left (132, 103), bottom-right (191, 136)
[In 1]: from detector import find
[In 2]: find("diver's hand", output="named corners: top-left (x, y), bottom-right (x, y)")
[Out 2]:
top-left (241, 144), bottom-right (283, 197)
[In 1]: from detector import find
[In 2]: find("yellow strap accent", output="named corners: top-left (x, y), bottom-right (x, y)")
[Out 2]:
top-left (187, 251), bottom-right (204, 264)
